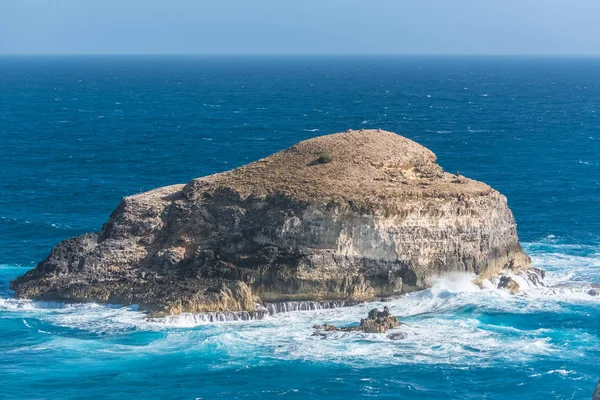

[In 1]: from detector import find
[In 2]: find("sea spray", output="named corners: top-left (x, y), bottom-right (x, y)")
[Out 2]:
top-left (428, 272), bottom-right (481, 295)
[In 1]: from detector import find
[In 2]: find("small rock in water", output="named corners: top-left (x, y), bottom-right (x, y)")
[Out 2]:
top-left (313, 306), bottom-right (402, 334)
top-left (593, 379), bottom-right (600, 400)
top-left (527, 268), bottom-right (546, 287)
top-left (498, 276), bottom-right (520, 294)
top-left (387, 332), bottom-right (408, 340)
top-left (587, 289), bottom-right (599, 297)
top-left (312, 323), bottom-right (337, 331)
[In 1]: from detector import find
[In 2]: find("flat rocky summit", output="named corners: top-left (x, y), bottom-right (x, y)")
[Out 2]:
top-left (200, 128), bottom-right (491, 206)
top-left (11, 130), bottom-right (531, 316)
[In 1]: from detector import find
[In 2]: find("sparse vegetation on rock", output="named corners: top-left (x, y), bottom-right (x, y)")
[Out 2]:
top-left (316, 152), bottom-right (333, 164)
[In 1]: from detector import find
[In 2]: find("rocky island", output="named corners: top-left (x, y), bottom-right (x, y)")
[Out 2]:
top-left (11, 129), bottom-right (534, 317)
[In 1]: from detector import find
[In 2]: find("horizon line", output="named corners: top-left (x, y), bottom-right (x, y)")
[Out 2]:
top-left (2, 53), bottom-right (600, 58)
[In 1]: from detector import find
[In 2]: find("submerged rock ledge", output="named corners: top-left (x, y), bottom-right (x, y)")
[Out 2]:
top-left (155, 300), bottom-right (359, 323)
top-left (11, 129), bottom-right (531, 316)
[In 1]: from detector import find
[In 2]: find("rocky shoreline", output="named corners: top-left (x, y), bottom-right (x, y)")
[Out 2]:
top-left (161, 300), bottom-right (361, 322)
top-left (11, 129), bottom-right (533, 316)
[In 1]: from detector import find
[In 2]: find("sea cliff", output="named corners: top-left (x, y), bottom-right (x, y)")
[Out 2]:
top-left (11, 130), bottom-right (532, 316)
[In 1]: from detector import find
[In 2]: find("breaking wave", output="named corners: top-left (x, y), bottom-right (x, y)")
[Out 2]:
top-left (1, 240), bottom-right (598, 370)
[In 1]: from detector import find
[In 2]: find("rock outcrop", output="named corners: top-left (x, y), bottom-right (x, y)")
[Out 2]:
top-left (498, 276), bottom-right (521, 294)
top-left (10, 129), bottom-right (531, 316)
top-left (358, 306), bottom-right (402, 333)
top-left (482, 267), bottom-right (545, 293)
top-left (313, 306), bottom-right (402, 334)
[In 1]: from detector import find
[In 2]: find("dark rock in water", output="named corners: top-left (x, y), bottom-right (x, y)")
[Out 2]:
top-left (387, 332), bottom-right (408, 340)
top-left (311, 323), bottom-right (340, 337)
top-left (314, 306), bottom-right (402, 334)
top-left (527, 268), bottom-right (546, 286)
top-left (593, 379), bottom-right (600, 400)
top-left (10, 130), bottom-right (532, 317)
top-left (312, 323), bottom-right (338, 332)
top-left (588, 289), bottom-right (599, 297)
top-left (489, 267), bottom-right (545, 294)
top-left (498, 276), bottom-right (520, 294)
top-left (356, 306), bottom-right (402, 333)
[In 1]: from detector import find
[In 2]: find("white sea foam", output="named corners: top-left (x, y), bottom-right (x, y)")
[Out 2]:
top-left (1, 281), bottom-right (595, 367)
top-left (0, 298), bottom-right (68, 311)
top-left (530, 369), bottom-right (578, 378)
top-left (548, 369), bottom-right (576, 376)
top-left (1, 241), bottom-right (598, 367)
top-left (428, 272), bottom-right (480, 294)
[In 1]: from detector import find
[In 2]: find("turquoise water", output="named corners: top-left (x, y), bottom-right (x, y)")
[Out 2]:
top-left (1, 56), bottom-right (599, 399)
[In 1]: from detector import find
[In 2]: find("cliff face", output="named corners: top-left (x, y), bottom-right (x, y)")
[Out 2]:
top-left (11, 130), bottom-right (531, 316)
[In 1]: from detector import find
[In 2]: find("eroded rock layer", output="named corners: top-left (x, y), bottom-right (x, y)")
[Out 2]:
top-left (11, 130), bottom-right (531, 316)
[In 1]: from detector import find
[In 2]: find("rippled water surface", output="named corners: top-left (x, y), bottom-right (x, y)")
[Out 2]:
top-left (1, 56), bottom-right (599, 399)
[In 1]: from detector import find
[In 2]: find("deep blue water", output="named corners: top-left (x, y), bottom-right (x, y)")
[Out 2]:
top-left (0, 56), bottom-right (599, 399)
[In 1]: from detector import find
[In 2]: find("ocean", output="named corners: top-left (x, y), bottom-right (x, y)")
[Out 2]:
top-left (0, 56), bottom-right (598, 399)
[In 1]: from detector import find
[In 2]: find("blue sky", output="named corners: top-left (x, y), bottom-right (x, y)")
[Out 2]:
top-left (1, 0), bottom-right (599, 55)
